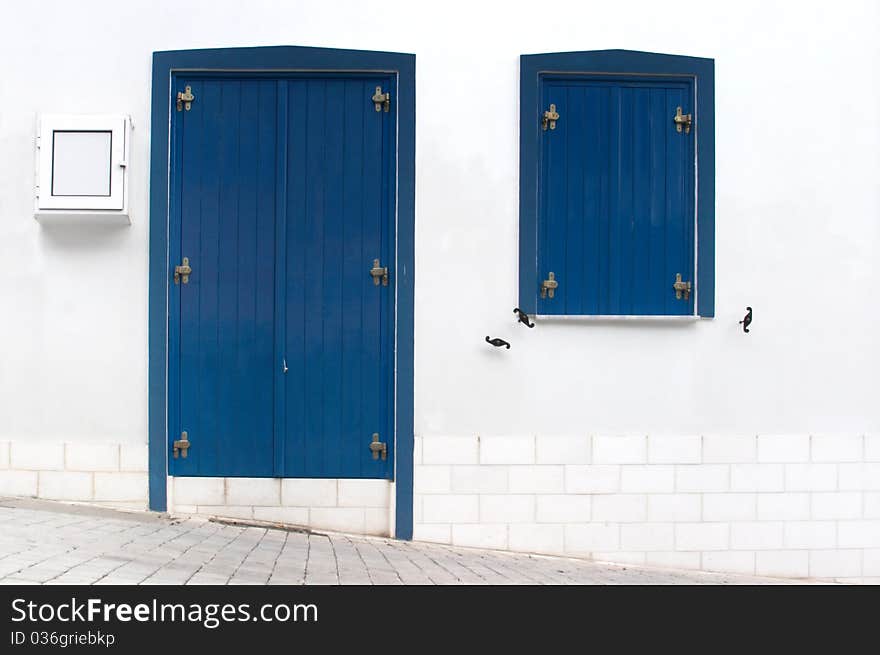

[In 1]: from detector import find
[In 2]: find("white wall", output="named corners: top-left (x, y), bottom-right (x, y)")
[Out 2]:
top-left (1, 0), bottom-right (877, 445)
top-left (169, 477), bottom-right (392, 536)
top-left (413, 434), bottom-right (880, 582)
top-left (1, 1), bottom-right (878, 572)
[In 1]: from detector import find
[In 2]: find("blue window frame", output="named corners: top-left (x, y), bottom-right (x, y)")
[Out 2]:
top-left (519, 50), bottom-right (715, 317)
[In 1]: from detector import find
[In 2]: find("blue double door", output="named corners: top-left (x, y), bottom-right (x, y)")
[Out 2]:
top-left (169, 74), bottom-right (396, 479)
top-left (537, 76), bottom-right (696, 316)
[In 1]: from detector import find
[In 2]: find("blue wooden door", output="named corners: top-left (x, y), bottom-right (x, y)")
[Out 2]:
top-left (537, 77), bottom-right (696, 316)
top-left (170, 78), bottom-right (278, 477)
top-left (280, 78), bottom-right (395, 479)
top-left (169, 74), bottom-right (395, 479)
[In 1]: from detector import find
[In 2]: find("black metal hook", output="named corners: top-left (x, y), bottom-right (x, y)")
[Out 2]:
top-left (513, 308), bottom-right (535, 328)
top-left (740, 307), bottom-right (752, 333)
top-left (485, 336), bottom-right (511, 349)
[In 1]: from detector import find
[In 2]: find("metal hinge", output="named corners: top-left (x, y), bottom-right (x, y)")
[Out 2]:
top-left (369, 433), bottom-right (387, 461)
top-left (176, 86), bottom-right (195, 112)
top-left (370, 258), bottom-right (389, 286)
top-left (541, 272), bottom-right (558, 299)
top-left (173, 431), bottom-right (191, 459)
top-left (174, 257), bottom-right (192, 284)
top-left (673, 106), bottom-right (692, 134)
top-left (372, 86), bottom-right (390, 112)
top-left (673, 273), bottom-right (692, 300)
top-left (542, 104), bottom-right (559, 131)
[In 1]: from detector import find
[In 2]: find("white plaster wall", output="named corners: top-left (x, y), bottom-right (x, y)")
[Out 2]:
top-left (1, 0), bottom-right (878, 446)
top-left (1, 0), bottom-right (879, 569)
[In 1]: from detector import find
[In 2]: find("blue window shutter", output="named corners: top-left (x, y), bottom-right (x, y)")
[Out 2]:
top-left (520, 50), bottom-right (714, 317)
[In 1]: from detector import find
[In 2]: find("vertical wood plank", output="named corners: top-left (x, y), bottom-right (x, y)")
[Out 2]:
top-left (648, 87), bottom-right (667, 315)
top-left (607, 85), bottom-right (623, 315)
top-left (215, 81), bottom-right (242, 472)
top-left (340, 79), bottom-right (366, 477)
top-left (254, 79), bottom-right (278, 475)
top-left (564, 85), bottom-right (586, 315)
top-left (284, 79), bottom-right (309, 476)
top-left (580, 85), bottom-right (602, 315)
top-left (302, 79), bottom-right (327, 475)
top-left (321, 80), bottom-right (346, 475)
top-left (631, 87), bottom-right (652, 314)
top-left (596, 85), bottom-right (612, 314)
top-left (235, 80), bottom-right (259, 474)
top-left (194, 80), bottom-right (222, 475)
top-left (273, 80), bottom-right (288, 477)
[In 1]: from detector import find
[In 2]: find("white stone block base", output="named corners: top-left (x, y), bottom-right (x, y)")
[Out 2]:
top-left (0, 440), bottom-right (148, 508)
top-left (168, 477), bottom-right (392, 537)
top-left (414, 434), bottom-right (880, 583)
top-left (0, 440), bottom-right (392, 537)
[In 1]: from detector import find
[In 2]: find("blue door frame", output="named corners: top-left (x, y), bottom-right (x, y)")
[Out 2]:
top-left (148, 46), bottom-right (416, 539)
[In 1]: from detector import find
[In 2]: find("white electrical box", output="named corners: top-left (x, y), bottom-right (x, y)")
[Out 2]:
top-left (35, 114), bottom-right (131, 223)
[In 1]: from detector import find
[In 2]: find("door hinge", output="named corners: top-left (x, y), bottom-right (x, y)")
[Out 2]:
top-left (173, 431), bottom-right (191, 459)
top-left (370, 258), bottom-right (389, 286)
top-left (174, 257), bottom-right (192, 284)
top-left (369, 433), bottom-right (387, 461)
top-left (673, 106), bottom-right (692, 134)
top-left (372, 86), bottom-right (390, 112)
top-left (176, 86), bottom-right (195, 112)
top-left (542, 103), bottom-right (559, 131)
top-left (541, 272), bottom-right (558, 299)
top-left (673, 273), bottom-right (692, 300)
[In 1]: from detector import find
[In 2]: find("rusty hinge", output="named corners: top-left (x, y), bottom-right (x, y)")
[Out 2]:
top-left (370, 258), bottom-right (389, 286)
top-left (369, 433), bottom-right (387, 461)
top-left (541, 272), bottom-right (558, 299)
top-left (174, 257), bottom-right (192, 284)
top-left (372, 86), bottom-right (390, 112)
top-left (176, 86), bottom-right (194, 112)
top-left (673, 273), bottom-right (692, 300)
top-left (542, 104), bottom-right (559, 131)
top-left (173, 431), bottom-right (191, 459)
top-left (673, 106), bottom-right (692, 134)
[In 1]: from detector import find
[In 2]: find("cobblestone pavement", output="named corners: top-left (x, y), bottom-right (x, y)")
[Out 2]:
top-left (0, 498), bottom-right (809, 585)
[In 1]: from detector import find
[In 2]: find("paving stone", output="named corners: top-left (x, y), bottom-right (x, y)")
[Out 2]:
top-left (0, 497), bottom-right (817, 586)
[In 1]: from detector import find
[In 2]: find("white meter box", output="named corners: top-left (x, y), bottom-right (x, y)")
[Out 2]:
top-left (35, 114), bottom-right (131, 222)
